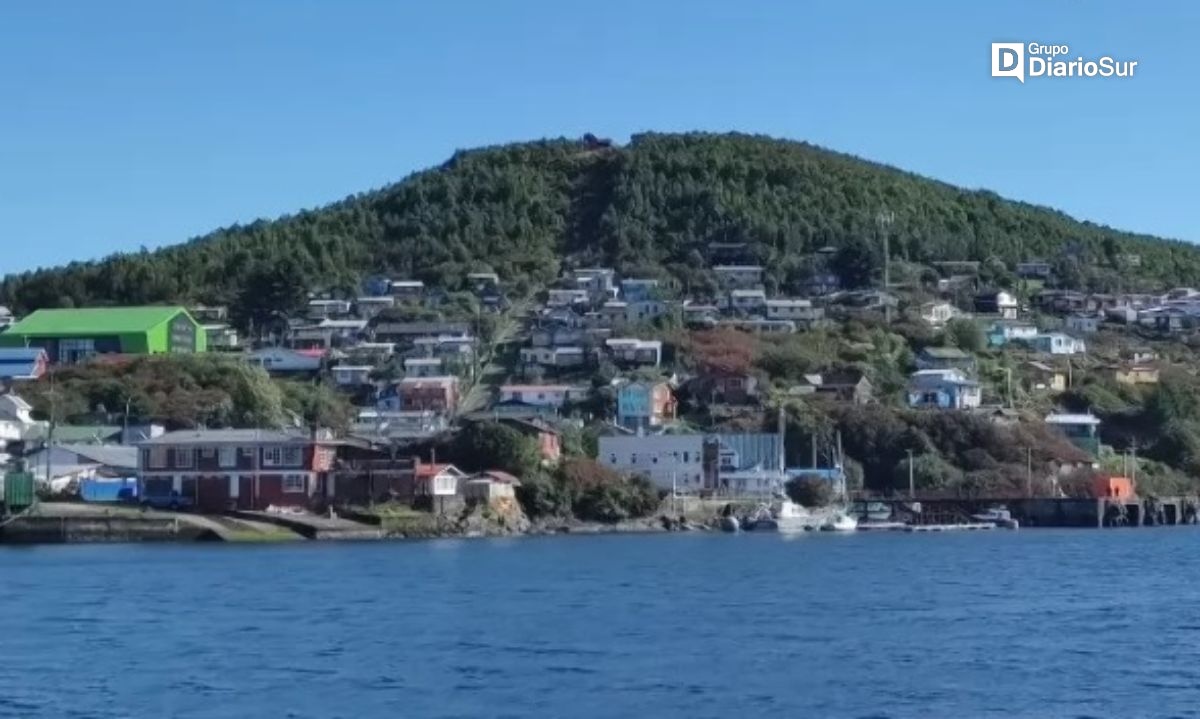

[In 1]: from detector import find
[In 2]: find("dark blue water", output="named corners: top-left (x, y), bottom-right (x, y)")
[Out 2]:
top-left (2, 530), bottom-right (1199, 718)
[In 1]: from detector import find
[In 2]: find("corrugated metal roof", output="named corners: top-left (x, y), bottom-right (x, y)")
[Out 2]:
top-left (716, 433), bottom-right (782, 471)
top-left (139, 429), bottom-right (315, 445)
top-left (5, 306), bottom-right (191, 336)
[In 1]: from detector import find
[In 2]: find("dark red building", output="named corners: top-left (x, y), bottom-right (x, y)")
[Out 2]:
top-left (137, 429), bottom-right (336, 512)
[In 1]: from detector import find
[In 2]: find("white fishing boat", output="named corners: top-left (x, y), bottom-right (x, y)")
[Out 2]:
top-left (774, 499), bottom-right (822, 533)
top-left (971, 506), bottom-right (1020, 530)
top-left (821, 511), bottom-right (859, 532)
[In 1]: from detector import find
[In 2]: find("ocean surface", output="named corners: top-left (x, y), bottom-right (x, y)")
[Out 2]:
top-left (2, 529), bottom-right (1199, 718)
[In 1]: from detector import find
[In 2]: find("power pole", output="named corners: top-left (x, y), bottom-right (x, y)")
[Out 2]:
top-left (1130, 439), bottom-right (1138, 491)
top-left (906, 448), bottom-right (915, 499)
top-left (1026, 447), bottom-right (1033, 497)
top-left (877, 208), bottom-right (895, 324)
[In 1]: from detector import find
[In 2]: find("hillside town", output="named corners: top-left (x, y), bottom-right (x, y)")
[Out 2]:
top-left (1, 241), bottom-right (1197, 533)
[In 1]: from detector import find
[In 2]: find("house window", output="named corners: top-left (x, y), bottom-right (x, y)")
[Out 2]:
top-left (263, 446), bottom-right (303, 467)
top-left (60, 338), bottom-right (97, 364)
top-left (683, 452), bottom-right (689, 463)
top-left (147, 448), bottom-right (168, 469)
top-left (200, 447), bottom-right (216, 460)
top-left (282, 474), bottom-right (307, 493)
top-left (173, 448), bottom-right (194, 469)
top-left (218, 447), bottom-right (237, 469)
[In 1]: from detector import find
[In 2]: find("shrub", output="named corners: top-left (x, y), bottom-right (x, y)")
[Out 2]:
top-left (785, 476), bottom-right (835, 507)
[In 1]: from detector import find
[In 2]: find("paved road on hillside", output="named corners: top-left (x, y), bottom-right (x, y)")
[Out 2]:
top-left (457, 300), bottom-right (527, 416)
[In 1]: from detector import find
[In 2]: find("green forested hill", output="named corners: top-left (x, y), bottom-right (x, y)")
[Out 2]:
top-left (4, 132), bottom-right (1198, 316)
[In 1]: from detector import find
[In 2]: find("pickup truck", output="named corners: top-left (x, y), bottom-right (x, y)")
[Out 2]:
top-left (139, 490), bottom-right (194, 511)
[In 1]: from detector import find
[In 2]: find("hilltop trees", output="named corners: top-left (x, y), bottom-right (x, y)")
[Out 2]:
top-left (4, 133), bottom-right (1198, 319)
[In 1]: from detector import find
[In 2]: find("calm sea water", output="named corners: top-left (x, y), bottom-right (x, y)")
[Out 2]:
top-left (2, 530), bottom-right (1199, 718)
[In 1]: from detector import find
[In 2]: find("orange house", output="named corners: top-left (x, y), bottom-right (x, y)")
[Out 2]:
top-left (1092, 475), bottom-right (1135, 500)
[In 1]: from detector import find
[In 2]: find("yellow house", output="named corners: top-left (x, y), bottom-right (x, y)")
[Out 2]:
top-left (1025, 361), bottom-right (1067, 393)
top-left (1114, 364), bottom-right (1160, 386)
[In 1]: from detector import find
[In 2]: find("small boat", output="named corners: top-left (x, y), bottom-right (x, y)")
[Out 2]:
top-left (821, 511), bottom-right (859, 532)
top-left (743, 503), bottom-right (780, 531)
top-left (971, 506), bottom-right (1020, 530)
top-left (775, 499), bottom-right (819, 533)
top-left (858, 501), bottom-right (892, 522)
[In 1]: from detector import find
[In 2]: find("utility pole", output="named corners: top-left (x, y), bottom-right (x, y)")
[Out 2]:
top-left (123, 396), bottom-right (132, 442)
top-left (1026, 447), bottom-right (1033, 497)
top-left (877, 208), bottom-right (895, 324)
top-left (1005, 367), bottom-right (1014, 408)
top-left (1130, 439), bottom-right (1138, 491)
top-left (906, 448), bottom-right (915, 499)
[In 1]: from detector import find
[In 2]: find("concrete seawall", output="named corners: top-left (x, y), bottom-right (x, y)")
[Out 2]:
top-left (0, 515), bottom-right (210, 543)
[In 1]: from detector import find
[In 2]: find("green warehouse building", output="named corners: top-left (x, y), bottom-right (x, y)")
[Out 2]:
top-left (0, 306), bottom-right (206, 364)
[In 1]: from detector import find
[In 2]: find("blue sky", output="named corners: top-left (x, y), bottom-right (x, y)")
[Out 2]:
top-left (2, 0), bottom-right (1196, 272)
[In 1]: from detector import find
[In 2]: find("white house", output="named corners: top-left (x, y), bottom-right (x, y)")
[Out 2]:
top-left (498, 384), bottom-right (589, 408)
top-left (726, 288), bottom-right (767, 313)
top-left (343, 342), bottom-right (395, 362)
top-left (714, 265), bottom-right (764, 289)
top-left (202, 324), bottom-right (241, 350)
top-left (766, 299), bottom-right (824, 323)
top-left (975, 290), bottom-right (1019, 319)
top-left (288, 319), bottom-right (368, 349)
top-left (604, 338), bottom-right (662, 367)
top-left (246, 348), bottom-right (323, 374)
top-left (600, 434), bottom-right (706, 489)
top-left (988, 321), bottom-right (1039, 347)
top-left (354, 296), bottom-right (396, 319)
top-left (331, 365), bottom-right (374, 388)
top-left (547, 289), bottom-right (591, 307)
top-left (719, 318), bottom-right (795, 334)
top-left (598, 432), bottom-right (784, 494)
top-left (0, 394), bottom-right (46, 467)
top-left (403, 357), bottom-right (443, 378)
top-left (573, 268), bottom-right (617, 300)
top-left (307, 298), bottom-right (353, 319)
top-left (415, 463), bottom-right (467, 499)
top-left (352, 409), bottom-right (447, 439)
top-left (520, 346), bottom-right (587, 369)
top-left (918, 301), bottom-right (961, 327)
top-left (388, 280), bottom-right (425, 300)
top-left (1033, 333), bottom-right (1087, 355)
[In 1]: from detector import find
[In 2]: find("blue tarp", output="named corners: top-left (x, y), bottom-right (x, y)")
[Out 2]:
top-left (80, 478), bottom-right (138, 502)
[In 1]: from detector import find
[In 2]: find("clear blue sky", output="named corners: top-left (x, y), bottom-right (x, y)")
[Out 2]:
top-left (2, 0), bottom-right (1196, 273)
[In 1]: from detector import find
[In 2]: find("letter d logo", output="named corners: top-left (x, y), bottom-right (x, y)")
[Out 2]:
top-left (991, 42), bottom-right (1025, 83)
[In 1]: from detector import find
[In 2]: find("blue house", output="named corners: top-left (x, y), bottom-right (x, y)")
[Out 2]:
top-left (0, 348), bottom-right (48, 382)
top-left (620, 279), bottom-right (660, 303)
top-left (907, 369), bottom-right (982, 409)
top-left (616, 381), bottom-right (675, 431)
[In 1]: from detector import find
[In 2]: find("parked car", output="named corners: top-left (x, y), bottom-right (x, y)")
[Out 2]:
top-left (140, 490), bottom-right (194, 511)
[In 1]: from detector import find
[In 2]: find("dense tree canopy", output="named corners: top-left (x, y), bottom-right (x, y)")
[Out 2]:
top-left (5, 133), bottom-right (1199, 320)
